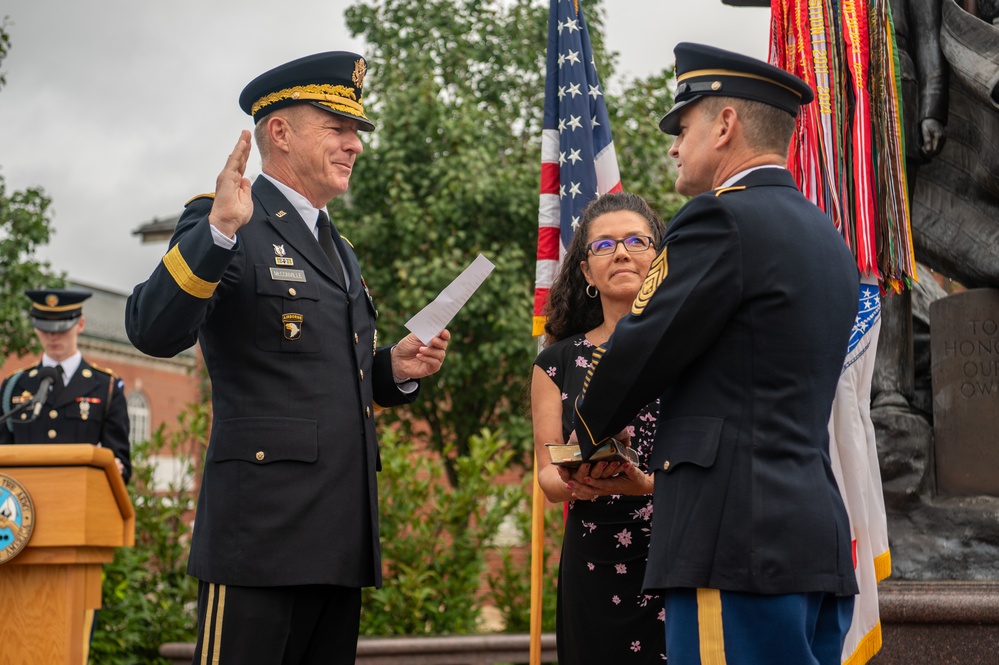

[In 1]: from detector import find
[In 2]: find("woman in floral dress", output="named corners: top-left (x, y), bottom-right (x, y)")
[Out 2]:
top-left (532, 193), bottom-right (668, 663)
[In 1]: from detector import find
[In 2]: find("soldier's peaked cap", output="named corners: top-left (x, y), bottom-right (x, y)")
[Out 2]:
top-left (659, 42), bottom-right (814, 135)
top-left (238, 51), bottom-right (375, 131)
top-left (25, 288), bottom-right (92, 333)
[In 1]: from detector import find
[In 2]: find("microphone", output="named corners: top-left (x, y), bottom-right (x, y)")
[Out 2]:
top-left (28, 366), bottom-right (61, 421)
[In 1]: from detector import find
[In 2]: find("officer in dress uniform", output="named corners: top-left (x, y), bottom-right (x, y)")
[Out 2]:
top-left (569, 44), bottom-right (860, 664)
top-left (125, 52), bottom-right (450, 665)
top-left (0, 289), bottom-right (131, 482)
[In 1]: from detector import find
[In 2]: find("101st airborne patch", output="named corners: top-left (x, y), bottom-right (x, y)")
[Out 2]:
top-left (283, 313), bottom-right (304, 341)
top-left (632, 248), bottom-right (668, 316)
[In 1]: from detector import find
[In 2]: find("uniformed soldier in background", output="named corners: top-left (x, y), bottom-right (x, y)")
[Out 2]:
top-left (0, 289), bottom-right (131, 482)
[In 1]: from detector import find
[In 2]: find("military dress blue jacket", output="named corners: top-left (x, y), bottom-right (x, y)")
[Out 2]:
top-left (126, 177), bottom-right (415, 589)
top-left (573, 168), bottom-right (861, 597)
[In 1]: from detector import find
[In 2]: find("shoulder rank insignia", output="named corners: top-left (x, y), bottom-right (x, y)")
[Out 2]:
top-left (713, 185), bottom-right (747, 197)
top-left (89, 364), bottom-right (120, 380)
top-left (632, 248), bottom-right (668, 316)
top-left (184, 192), bottom-right (216, 207)
top-left (4, 365), bottom-right (34, 382)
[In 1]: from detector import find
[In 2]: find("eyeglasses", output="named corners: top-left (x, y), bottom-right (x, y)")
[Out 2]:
top-left (586, 235), bottom-right (655, 256)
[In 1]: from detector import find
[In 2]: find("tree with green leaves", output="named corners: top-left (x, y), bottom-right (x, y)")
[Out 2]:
top-left (339, 0), bottom-right (679, 481)
top-left (0, 17), bottom-right (65, 359)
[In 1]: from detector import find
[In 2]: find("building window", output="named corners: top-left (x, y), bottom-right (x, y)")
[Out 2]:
top-left (126, 389), bottom-right (151, 445)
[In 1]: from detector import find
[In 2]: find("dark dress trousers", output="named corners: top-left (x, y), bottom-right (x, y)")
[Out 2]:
top-left (125, 177), bottom-right (415, 589)
top-left (1, 359), bottom-right (131, 483)
top-left (573, 168), bottom-right (861, 597)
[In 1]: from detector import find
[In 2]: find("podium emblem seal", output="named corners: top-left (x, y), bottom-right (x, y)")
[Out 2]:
top-left (0, 474), bottom-right (35, 564)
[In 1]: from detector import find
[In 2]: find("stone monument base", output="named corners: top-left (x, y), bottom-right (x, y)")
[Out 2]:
top-left (872, 580), bottom-right (999, 664)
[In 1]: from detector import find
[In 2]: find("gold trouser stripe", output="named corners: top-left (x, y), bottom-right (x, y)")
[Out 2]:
top-left (164, 244), bottom-right (219, 299)
top-left (213, 584), bottom-right (226, 664)
top-left (200, 583), bottom-right (214, 665)
top-left (200, 583), bottom-right (227, 665)
top-left (697, 588), bottom-right (727, 665)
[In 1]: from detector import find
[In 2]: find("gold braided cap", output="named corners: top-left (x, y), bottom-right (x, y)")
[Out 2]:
top-left (251, 84), bottom-right (368, 122)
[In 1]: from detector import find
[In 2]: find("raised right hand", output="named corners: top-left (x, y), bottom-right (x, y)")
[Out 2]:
top-left (208, 130), bottom-right (254, 238)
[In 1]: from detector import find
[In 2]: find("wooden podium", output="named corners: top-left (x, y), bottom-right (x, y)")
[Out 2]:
top-left (0, 444), bottom-right (135, 664)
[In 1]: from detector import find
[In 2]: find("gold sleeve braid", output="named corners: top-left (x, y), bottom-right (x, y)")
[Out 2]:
top-left (632, 248), bottom-right (668, 316)
top-left (163, 245), bottom-right (219, 299)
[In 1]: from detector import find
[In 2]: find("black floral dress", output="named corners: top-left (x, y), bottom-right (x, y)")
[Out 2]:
top-left (535, 334), bottom-right (665, 663)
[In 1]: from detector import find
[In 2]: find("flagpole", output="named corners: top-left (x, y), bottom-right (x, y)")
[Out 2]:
top-left (529, 454), bottom-right (545, 665)
top-left (530, 2), bottom-right (621, 659)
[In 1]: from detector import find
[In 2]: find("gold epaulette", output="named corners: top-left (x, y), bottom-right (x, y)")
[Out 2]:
top-left (714, 186), bottom-right (747, 197)
top-left (88, 363), bottom-right (120, 380)
top-left (340, 235), bottom-right (354, 249)
top-left (185, 192), bottom-right (216, 207)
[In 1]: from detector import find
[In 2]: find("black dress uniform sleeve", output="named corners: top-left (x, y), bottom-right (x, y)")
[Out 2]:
top-left (126, 197), bottom-right (241, 357)
top-left (0, 373), bottom-right (17, 445)
top-left (371, 346), bottom-right (418, 409)
top-left (573, 193), bottom-right (743, 457)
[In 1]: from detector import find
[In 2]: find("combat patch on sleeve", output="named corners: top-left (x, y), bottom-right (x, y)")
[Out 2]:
top-left (632, 248), bottom-right (668, 316)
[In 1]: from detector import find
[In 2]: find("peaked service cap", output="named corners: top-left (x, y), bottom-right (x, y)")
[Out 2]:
top-left (238, 51), bottom-right (374, 131)
top-left (659, 42), bottom-right (813, 135)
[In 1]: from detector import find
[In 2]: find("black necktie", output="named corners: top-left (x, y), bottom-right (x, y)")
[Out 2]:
top-left (316, 210), bottom-right (346, 287)
top-left (52, 364), bottom-right (65, 401)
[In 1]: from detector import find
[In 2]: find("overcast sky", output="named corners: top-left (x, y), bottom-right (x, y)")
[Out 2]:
top-left (0, 1), bottom-right (769, 294)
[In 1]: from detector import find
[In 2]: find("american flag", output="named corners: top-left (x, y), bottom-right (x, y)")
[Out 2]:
top-left (533, 0), bottom-right (622, 336)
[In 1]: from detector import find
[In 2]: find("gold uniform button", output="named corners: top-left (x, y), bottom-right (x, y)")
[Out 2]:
top-left (255, 451), bottom-right (265, 461)
top-left (48, 429), bottom-right (57, 439)
top-left (359, 369), bottom-right (365, 381)
top-left (49, 410), bottom-right (59, 419)
top-left (288, 287), bottom-right (297, 297)
top-left (365, 406), bottom-right (371, 418)
top-left (662, 461), bottom-right (670, 471)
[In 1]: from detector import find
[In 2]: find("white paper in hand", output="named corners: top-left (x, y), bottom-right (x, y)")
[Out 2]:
top-left (405, 254), bottom-right (495, 343)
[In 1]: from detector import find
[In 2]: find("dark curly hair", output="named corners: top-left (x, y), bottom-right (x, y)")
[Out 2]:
top-left (543, 192), bottom-right (667, 343)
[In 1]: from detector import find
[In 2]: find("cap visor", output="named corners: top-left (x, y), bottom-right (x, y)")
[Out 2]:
top-left (308, 102), bottom-right (375, 132)
top-left (31, 317), bottom-right (79, 333)
top-left (661, 97), bottom-right (704, 135)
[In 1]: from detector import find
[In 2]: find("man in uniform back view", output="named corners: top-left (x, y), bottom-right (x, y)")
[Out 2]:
top-left (570, 43), bottom-right (861, 664)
